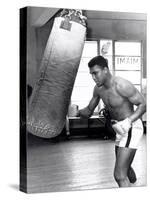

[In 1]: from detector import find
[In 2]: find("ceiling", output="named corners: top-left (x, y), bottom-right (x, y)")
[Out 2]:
top-left (28, 6), bottom-right (147, 27)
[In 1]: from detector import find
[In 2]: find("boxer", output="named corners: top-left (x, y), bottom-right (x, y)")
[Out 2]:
top-left (76, 55), bottom-right (146, 187)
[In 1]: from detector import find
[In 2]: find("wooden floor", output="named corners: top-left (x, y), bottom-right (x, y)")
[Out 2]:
top-left (27, 134), bottom-right (147, 193)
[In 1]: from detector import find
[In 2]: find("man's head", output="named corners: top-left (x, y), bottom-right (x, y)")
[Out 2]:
top-left (88, 56), bottom-right (110, 87)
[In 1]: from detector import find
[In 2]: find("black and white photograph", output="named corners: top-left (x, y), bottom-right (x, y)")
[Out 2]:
top-left (19, 6), bottom-right (147, 194)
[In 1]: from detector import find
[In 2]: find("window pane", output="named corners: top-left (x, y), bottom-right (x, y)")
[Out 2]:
top-left (100, 40), bottom-right (113, 56)
top-left (115, 42), bottom-right (141, 56)
top-left (71, 40), bottom-right (98, 113)
top-left (82, 41), bottom-right (97, 57)
top-left (78, 57), bottom-right (91, 72)
top-left (71, 86), bottom-right (94, 101)
top-left (115, 71), bottom-right (141, 84)
top-left (141, 78), bottom-right (146, 95)
top-left (74, 72), bottom-right (95, 87)
top-left (115, 56), bottom-right (141, 70)
top-left (103, 55), bottom-right (113, 70)
top-left (99, 40), bottom-right (113, 70)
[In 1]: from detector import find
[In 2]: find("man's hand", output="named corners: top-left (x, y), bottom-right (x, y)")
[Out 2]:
top-left (68, 104), bottom-right (79, 117)
top-left (78, 107), bottom-right (92, 118)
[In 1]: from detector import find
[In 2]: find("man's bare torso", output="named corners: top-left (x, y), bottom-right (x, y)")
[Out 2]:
top-left (96, 77), bottom-right (134, 121)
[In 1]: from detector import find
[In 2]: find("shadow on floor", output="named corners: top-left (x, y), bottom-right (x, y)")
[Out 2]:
top-left (9, 184), bottom-right (19, 191)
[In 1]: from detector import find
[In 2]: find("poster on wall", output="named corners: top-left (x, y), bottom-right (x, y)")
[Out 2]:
top-left (20, 6), bottom-right (147, 193)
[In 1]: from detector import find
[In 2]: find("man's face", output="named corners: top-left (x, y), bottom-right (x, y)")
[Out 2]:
top-left (89, 65), bottom-right (106, 87)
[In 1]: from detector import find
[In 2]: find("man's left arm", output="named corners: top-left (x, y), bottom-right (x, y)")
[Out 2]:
top-left (117, 79), bottom-right (146, 123)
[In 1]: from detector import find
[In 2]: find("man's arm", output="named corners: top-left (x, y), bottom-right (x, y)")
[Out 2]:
top-left (117, 78), bottom-right (146, 123)
top-left (78, 86), bottom-right (100, 118)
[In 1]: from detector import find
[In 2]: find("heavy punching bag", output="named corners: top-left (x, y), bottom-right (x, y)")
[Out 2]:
top-left (27, 9), bottom-right (87, 138)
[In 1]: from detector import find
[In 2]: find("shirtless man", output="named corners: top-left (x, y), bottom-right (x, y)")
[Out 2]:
top-left (77, 55), bottom-right (146, 187)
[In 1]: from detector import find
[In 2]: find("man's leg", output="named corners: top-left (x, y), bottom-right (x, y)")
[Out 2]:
top-left (114, 146), bottom-right (136, 187)
top-left (115, 146), bottom-right (137, 184)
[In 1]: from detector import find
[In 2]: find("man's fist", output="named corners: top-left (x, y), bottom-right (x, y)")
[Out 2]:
top-left (78, 106), bottom-right (92, 118)
top-left (68, 104), bottom-right (79, 117)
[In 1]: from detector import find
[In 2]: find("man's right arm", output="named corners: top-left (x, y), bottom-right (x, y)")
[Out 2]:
top-left (78, 86), bottom-right (100, 118)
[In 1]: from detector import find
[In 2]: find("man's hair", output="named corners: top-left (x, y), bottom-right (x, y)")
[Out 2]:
top-left (88, 55), bottom-right (108, 69)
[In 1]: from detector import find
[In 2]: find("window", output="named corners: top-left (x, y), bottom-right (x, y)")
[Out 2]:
top-left (99, 39), bottom-right (113, 71)
top-left (114, 41), bottom-right (141, 92)
top-left (71, 41), bottom-right (98, 112)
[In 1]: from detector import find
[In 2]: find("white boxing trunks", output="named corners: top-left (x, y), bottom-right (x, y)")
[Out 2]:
top-left (111, 119), bottom-right (144, 149)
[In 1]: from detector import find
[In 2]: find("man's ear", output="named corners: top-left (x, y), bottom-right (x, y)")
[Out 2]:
top-left (104, 67), bottom-right (108, 73)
